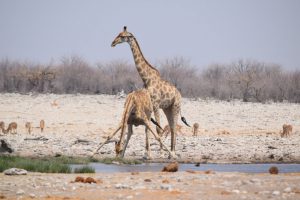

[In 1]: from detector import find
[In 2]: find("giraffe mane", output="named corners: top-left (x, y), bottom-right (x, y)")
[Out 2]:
top-left (132, 37), bottom-right (160, 76)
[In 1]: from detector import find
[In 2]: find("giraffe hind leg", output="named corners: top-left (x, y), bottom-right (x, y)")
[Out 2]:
top-left (144, 121), bottom-right (175, 159)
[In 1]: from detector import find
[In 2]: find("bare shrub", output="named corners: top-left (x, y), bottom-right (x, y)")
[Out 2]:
top-left (0, 57), bottom-right (299, 103)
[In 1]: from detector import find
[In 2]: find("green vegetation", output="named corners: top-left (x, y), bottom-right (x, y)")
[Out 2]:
top-left (73, 166), bottom-right (95, 173)
top-left (98, 157), bottom-right (142, 165)
top-left (0, 155), bottom-right (98, 173)
top-left (0, 155), bottom-right (141, 173)
top-left (0, 155), bottom-right (71, 173)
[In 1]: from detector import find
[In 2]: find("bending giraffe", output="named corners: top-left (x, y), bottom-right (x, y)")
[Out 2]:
top-left (111, 26), bottom-right (190, 156)
top-left (93, 89), bottom-right (175, 159)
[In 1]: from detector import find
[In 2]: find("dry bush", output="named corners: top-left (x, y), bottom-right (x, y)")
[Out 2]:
top-left (0, 57), bottom-right (299, 103)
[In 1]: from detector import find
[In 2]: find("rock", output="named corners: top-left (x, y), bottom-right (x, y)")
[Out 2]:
top-left (232, 189), bottom-right (240, 194)
top-left (16, 189), bottom-right (25, 195)
top-left (162, 162), bottom-right (178, 172)
top-left (84, 177), bottom-right (97, 184)
top-left (115, 183), bottom-right (130, 189)
top-left (272, 191), bottom-right (280, 196)
top-left (112, 161), bottom-right (121, 165)
top-left (0, 139), bottom-right (13, 153)
top-left (160, 184), bottom-right (172, 191)
top-left (4, 168), bottom-right (27, 175)
top-left (144, 179), bottom-right (152, 182)
top-left (29, 193), bottom-right (36, 198)
top-left (24, 136), bottom-right (48, 141)
top-left (284, 187), bottom-right (292, 193)
top-left (162, 179), bottom-right (170, 184)
top-left (74, 176), bottom-right (85, 183)
top-left (269, 166), bottom-right (279, 174)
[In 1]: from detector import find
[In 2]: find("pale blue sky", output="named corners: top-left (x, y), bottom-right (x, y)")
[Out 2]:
top-left (0, 0), bottom-right (299, 69)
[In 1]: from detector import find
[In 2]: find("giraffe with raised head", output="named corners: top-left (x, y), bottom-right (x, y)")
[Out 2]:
top-left (111, 26), bottom-right (190, 156)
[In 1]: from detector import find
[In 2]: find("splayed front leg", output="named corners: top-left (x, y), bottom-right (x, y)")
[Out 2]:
top-left (92, 125), bottom-right (121, 156)
top-left (119, 125), bottom-right (134, 158)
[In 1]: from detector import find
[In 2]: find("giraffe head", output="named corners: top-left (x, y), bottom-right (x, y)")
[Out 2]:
top-left (111, 26), bottom-right (134, 47)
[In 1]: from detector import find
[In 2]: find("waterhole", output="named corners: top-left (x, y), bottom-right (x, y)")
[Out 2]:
top-left (70, 163), bottom-right (300, 173)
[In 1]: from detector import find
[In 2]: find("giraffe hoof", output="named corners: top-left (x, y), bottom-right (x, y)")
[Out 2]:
top-left (168, 152), bottom-right (177, 159)
top-left (143, 154), bottom-right (152, 160)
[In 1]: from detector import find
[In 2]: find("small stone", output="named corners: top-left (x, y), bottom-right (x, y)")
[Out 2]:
top-left (115, 184), bottom-right (130, 189)
top-left (162, 179), bottom-right (170, 184)
top-left (232, 189), bottom-right (240, 194)
top-left (162, 162), bottom-right (178, 172)
top-left (269, 166), bottom-right (279, 174)
top-left (272, 191), bottom-right (280, 196)
top-left (144, 179), bottom-right (152, 182)
top-left (16, 189), bottom-right (25, 195)
top-left (160, 184), bottom-right (172, 191)
top-left (4, 168), bottom-right (27, 175)
top-left (126, 195), bottom-right (133, 199)
top-left (84, 177), bottom-right (97, 184)
top-left (29, 193), bottom-right (35, 198)
top-left (74, 176), bottom-right (85, 183)
top-left (284, 187), bottom-right (292, 193)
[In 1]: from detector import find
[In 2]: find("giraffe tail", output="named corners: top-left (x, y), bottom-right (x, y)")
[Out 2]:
top-left (151, 118), bottom-right (163, 130)
top-left (180, 111), bottom-right (191, 127)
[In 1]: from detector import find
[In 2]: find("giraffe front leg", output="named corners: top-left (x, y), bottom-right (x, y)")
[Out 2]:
top-left (120, 124), bottom-right (133, 158)
top-left (92, 125), bottom-right (121, 156)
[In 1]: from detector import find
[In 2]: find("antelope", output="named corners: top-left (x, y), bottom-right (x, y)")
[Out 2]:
top-left (25, 122), bottom-right (32, 134)
top-left (192, 123), bottom-right (200, 136)
top-left (40, 120), bottom-right (45, 133)
top-left (5, 122), bottom-right (18, 134)
top-left (281, 124), bottom-right (292, 137)
top-left (0, 121), bottom-right (5, 134)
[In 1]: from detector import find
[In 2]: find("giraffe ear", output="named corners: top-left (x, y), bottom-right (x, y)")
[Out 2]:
top-left (123, 26), bottom-right (127, 32)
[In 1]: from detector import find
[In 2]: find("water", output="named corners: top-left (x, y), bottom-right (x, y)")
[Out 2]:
top-left (70, 163), bottom-right (300, 173)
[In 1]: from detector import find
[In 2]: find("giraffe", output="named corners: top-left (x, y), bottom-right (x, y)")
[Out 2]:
top-left (111, 26), bottom-right (190, 156)
top-left (93, 89), bottom-right (175, 159)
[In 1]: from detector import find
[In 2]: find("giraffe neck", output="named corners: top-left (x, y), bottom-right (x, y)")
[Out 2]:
top-left (128, 37), bottom-right (160, 86)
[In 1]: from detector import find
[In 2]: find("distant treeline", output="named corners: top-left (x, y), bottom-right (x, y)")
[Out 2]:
top-left (0, 56), bottom-right (299, 103)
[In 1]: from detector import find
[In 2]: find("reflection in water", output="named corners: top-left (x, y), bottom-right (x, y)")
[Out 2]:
top-left (70, 163), bottom-right (300, 173)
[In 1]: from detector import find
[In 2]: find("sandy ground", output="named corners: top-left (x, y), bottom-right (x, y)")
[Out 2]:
top-left (0, 93), bottom-right (300, 162)
top-left (1, 93), bottom-right (300, 199)
top-left (1, 171), bottom-right (300, 200)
